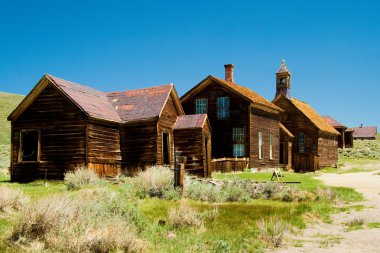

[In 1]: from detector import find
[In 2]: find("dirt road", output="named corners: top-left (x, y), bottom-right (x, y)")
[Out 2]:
top-left (277, 164), bottom-right (380, 253)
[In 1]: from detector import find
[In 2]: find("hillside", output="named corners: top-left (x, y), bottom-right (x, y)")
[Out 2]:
top-left (0, 91), bottom-right (24, 144)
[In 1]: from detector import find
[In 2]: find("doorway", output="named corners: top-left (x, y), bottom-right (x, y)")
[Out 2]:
top-left (279, 143), bottom-right (284, 164)
top-left (162, 132), bottom-right (170, 165)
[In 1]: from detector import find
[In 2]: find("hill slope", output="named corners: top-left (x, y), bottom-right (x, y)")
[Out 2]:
top-left (0, 92), bottom-right (24, 144)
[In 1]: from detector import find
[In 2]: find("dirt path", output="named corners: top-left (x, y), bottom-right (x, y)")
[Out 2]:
top-left (276, 163), bottom-right (380, 253)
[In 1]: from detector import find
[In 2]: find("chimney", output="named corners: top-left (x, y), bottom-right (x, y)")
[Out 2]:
top-left (360, 123), bottom-right (363, 128)
top-left (224, 64), bottom-right (234, 83)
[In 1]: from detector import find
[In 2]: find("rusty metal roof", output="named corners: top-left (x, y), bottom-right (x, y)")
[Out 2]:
top-left (174, 114), bottom-right (207, 129)
top-left (47, 75), bottom-right (122, 122)
top-left (352, 126), bottom-right (377, 138)
top-left (323, 116), bottom-right (346, 128)
top-left (106, 84), bottom-right (173, 123)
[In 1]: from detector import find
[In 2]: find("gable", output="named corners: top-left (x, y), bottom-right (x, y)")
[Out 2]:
top-left (181, 75), bottom-right (282, 113)
top-left (8, 74), bottom-right (121, 123)
top-left (274, 94), bottom-right (340, 135)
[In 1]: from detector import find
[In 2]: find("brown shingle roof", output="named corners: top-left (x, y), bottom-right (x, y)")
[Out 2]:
top-left (174, 114), bottom-right (207, 129)
top-left (323, 116), bottom-right (346, 128)
top-left (352, 126), bottom-right (377, 138)
top-left (209, 76), bottom-right (283, 112)
top-left (106, 84), bottom-right (174, 123)
top-left (47, 75), bottom-right (122, 123)
top-left (290, 98), bottom-right (340, 135)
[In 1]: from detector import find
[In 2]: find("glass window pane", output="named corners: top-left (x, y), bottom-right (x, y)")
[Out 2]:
top-left (233, 144), bottom-right (244, 157)
top-left (217, 97), bottom-right (229, 119)
top-left (195, 98), bottom-right (207, 114)
top-left (232, 128), bottom-right (244, 141)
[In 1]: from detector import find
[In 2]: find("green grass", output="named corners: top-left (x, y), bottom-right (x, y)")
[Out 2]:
top-left (0, 145), bottom-right (10, 169)
top-left (213, 171), bottom-right (323, 191)
top-left (0, 92), bottom-right (24, 145)
top-left (368, 222), bottom-right (380, 229)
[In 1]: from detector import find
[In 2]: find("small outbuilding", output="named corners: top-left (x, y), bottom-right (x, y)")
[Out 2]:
top-left (323, 116), bottom-right (354, 148)
top-left (351, 125), bottom-right (377, 140)
top-left (174, 114), bottom-right (212, 177)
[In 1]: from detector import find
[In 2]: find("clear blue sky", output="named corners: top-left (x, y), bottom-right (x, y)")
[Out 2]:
top-left (0, 0), bottom-right (379, 128)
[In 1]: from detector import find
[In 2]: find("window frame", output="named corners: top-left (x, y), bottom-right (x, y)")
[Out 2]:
top-left (258, 131), bottom-right (263, 159)
top-left (233, 144), bottom-right (245, 157)
top-left (217, 97), bottom-right (230, 119)
top-left (269, 133), bottom-right (273, 160)
top-left (195, 98), bottom-right (208, 114)
top-left (18, 129), bottom-right (41, 163)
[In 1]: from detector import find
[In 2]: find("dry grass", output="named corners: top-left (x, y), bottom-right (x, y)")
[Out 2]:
top-left (0, 186), bottom-right (29, 213)
top-left (8, 188), bottom-right (146, 252)
top-left (168, 201), bottom-right (203, 228)
top-left (64, 167), bottom-right (103, 190)
top-left (257, 217), bottom-right (289, 248)
top-left (133, 165), bottom-right (179, 199)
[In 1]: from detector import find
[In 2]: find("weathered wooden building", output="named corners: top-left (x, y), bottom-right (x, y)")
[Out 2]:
top-left (173, 114), bottom-right (212, 177)
top-left (323, 116), bottom-right (353, 148)
top-left (351, 125), bottom-right (377, 140)
top-left (181, 64), bottom-right (283, 171)
top-left (8, 75), bottom-right (122, 181)
top-left (8, 74), bottom-right (211, 181)
top-left (273, 60), bottom-right (340, 171)
top-left (107, 84), bottom-right (185, 174)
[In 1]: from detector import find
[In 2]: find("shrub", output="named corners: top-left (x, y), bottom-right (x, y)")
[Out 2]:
top-left (0, 186), bottom-right (29, 213)
top-left (133, 165), bottom-right (179, 199)
top-left (222, 183), bottom-right (250, 202)
top-left (184, 179), bottom-right (223, 202)
top-left (9, 188), bottom-right (146, 252)
top-left (168, 201), bottom-right (203, 228)
top-left (316, 187), bottom-right (338, 202)
top-left (213, 240), bottom-right (231, 252)
top-left (345, 217), bottom-right (364, 231)
top-left (64, 167), bottom-right (103, 190)
top-left (257, 217), bottom-right (288, 248)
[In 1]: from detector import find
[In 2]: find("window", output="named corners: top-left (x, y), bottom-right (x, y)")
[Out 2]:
top-left (269, 133), bottom-right (273, 160)
top-left (299, 132), bottom-right (305, 153)
top-left (233, 144), bottom-right (244, 157)
top-left (195, 98), bottom-right (207, 114)
top-left (232, 128), bottom-right (245, 157)
top-left (232, 128), bottom-right (244, 141)
top-left (258, 131), bottom-right (263, 159)
top-left (217, 97), bottom-right (229, 119)
top-left (20, 130), bottom-right (39, 162)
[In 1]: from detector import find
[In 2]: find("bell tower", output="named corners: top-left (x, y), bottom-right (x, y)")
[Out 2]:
top-left (275, 59), bottom-right (291, 99)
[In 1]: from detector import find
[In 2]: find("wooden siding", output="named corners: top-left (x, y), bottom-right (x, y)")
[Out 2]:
top-left (274, 95), bottom-right (338, 169)
top-left (120, 120), bottom-right (158, 174)
top-left (249, 108), bottom-right (280, 168)
top-left (318, 133), bottom-right (338, 167)
top-left (87, 122), bottom-right (121, 176)
top-left (11, 84), bottom-right (87, 181)
top-left (157, 94), bottom-right (181, 166)
top-left (182, 81), bottom-right (250, 158)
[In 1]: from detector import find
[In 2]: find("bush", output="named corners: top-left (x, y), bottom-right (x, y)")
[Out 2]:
top-left (184, 179), bottom-right (223, 202)
top-left (257, 217), bottom-right (288, 248)
top-left (222, 183), bottom-right (250, 202)
top-left (0, 186), bottom-right (29, 213)
top-left (339, 139), bottom-right (380, 159)
top-left (9, 188), bottom-right (146, 252)
top-left (64, 167), bottom-right (103, 190)
top-left (168, 201), bottom-right (203, 228)
top-left (133, 165), bottom-right (179, 199)
top-left (316, 187), bottom-right (338, 202)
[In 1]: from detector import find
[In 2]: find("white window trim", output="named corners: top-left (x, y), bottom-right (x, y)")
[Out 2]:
top-left (258, 131), bottom-right (263, 159)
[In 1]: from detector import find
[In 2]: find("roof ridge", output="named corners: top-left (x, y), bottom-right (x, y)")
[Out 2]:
top-left (106, 83), bottom-right (173, 94)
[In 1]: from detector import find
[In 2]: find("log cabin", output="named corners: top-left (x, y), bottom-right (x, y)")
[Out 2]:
top-left (273, 60), bottom-right (340, 171)
top-left (323, 116), bottom-right (353, 148)
top-left (173, 114), bottom-right (212, 177)
top-left (8, 74), bottom-right (211, 181)
top-left (181, 64), bottom-right (284, 171)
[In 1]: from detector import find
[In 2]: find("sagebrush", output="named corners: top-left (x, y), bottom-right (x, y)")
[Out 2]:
top-left (64, 167), bottom-right (103, 190)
